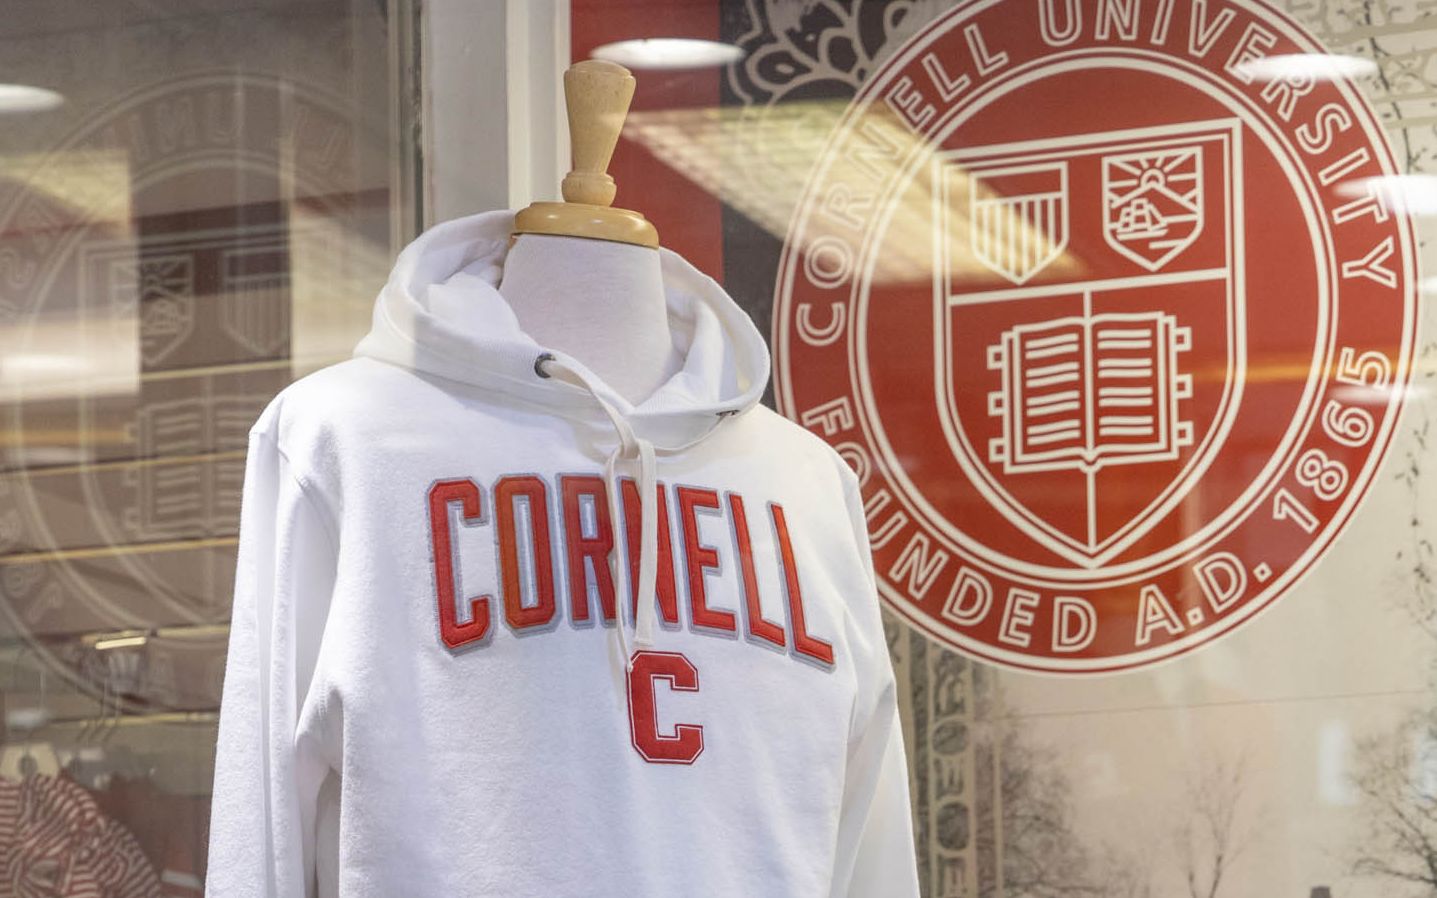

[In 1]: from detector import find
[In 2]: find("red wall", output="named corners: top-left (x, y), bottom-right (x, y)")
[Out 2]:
top-left (570, 0), bottom-right (725, 282)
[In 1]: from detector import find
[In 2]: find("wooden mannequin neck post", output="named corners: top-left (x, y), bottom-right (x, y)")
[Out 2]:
top-left (503, 59), bottom-right (677, 402)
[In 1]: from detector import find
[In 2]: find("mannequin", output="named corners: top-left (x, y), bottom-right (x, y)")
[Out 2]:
top-left (503, 59), bottom-right (681, 406)
top-left (499, 234), bottom-right (681, 405)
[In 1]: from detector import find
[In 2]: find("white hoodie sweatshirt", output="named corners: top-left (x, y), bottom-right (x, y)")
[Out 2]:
top-left (205, 209), bottom-right (919, 898)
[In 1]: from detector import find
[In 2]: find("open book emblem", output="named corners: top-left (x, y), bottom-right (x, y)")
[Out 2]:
top-left (936, 120), bottom-right (1244, 568)
top-left (986, 313), bottom-right (1194, 473)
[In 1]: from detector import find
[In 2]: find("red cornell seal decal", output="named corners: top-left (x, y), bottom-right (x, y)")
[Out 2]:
top-left (773, 0), bottom-right (1418, 672)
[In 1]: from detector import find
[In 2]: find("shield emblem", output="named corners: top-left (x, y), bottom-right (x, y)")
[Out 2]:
top-left (935, 120), bottom-right (1244, 569)
top-left (970, 162), bottom-right (1068, 285)
top-left (219, 238), bottom-right (292, 357)
top-left (109, 253), bottom-right (195, 367)
top-left (1103, 146), bottom-right (1204, 271)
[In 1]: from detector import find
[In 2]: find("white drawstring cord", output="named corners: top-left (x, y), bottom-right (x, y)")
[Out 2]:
top-left (633, 438), bottom-right (658, 647)
top-left (601, 446), bottom-right (636, 670)
top-left (536, 353), bottom-right (659, 672)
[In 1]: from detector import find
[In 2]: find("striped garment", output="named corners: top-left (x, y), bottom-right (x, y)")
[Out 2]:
top-left (0, 774), bottom-right (158, 898)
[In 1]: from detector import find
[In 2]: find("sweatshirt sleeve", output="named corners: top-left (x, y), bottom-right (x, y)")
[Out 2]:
top-left (830, 464), bottom-right (921, 898)
top-left (207, 427), bottom-right (338, 898)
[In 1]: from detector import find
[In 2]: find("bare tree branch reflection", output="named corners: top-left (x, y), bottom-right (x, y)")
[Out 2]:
top-left (1353, 710), bottom-right (1437, 895)
top-left (994, 714), bottom-right (1155, 898)
top-left (1175, 752), bottom-right (1256, 898)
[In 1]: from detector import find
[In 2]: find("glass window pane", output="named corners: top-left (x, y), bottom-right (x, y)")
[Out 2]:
top-left (0, 1), bottom-right (411, 890)
top-left (575, 1), bottom-right (1437, 895)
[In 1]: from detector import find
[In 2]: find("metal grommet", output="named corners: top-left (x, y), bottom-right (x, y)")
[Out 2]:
top-left (534, 352), bottom-right (555, 378)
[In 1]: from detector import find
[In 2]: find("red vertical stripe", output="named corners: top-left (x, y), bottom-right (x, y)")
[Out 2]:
top-left (771, 502), bottom-right (835, 665)
top-left (728, 492), bottom-right (786, 648)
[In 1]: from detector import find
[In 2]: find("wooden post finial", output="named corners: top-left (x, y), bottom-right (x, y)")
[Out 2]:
top-left (513, 60), bottom-right (659, 248)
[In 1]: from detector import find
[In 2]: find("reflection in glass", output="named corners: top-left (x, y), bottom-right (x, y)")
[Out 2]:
top-left (0, 1), bottom-right (405, 890)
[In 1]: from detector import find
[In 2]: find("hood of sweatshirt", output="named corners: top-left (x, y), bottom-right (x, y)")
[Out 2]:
top-left (352, 208), bottom-right (769, 449)
top-left (351, 208), bottom-right (770, 663)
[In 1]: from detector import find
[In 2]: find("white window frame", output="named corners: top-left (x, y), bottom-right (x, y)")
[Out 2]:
top-left (419, 0), bottom-right (570, 232)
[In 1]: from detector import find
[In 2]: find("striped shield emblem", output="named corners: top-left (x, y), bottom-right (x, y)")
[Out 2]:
top-left (219, 243), bottom-right (291, 357)
top-left (969, 162), bottom-right (1068, 285)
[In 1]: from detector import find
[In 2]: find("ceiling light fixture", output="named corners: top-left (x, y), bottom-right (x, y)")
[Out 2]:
top-left (1338, 174), bottom-right (1437, 216)
top-left (591, 38), bottom-right (743, 70)
top-left (1, 353), bottom-right (89, 377)
top-left (0, 84), bottom-right (64, 114)
top-left (5, 708), bottom-right (50, 730)
top-left (1234, 53), bottom-right (1378, 82)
